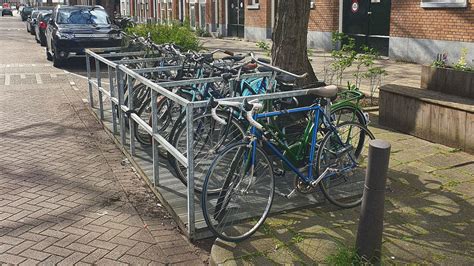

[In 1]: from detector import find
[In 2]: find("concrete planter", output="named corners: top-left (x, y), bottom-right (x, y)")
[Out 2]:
top-left (421, 65), bottom-right (474, 99)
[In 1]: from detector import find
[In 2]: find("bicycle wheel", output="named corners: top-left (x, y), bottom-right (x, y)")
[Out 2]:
top-left (170, 111), bottom-right (246, 193)
top-left (134, 96), bottom-right (171, 146)
top-left (316, 121), bottom-right (375, 208)
top-left (202, 142), bottom-right (274, 242)
top-left (330, 105), bottom-right (367, 126)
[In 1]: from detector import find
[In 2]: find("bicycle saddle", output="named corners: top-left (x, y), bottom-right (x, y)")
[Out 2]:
top-left (276, 73), bottom-right (297, 84)
top-left (306, 85), bottom-right (338, 98)
top-left (257, 66), bottom-right (272, 72)
top-left (222, 55), bottom-right (245, 62)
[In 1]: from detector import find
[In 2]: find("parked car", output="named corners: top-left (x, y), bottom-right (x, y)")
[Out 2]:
top-left (27, 8), bottom-right (53, 35)
top-left (45, 5), bottom-right (122, 67)
top-left (21, 6), bottom-right (32, 21)
top-left (26, 10), bottom-right (39, 33)
top-left (35, 12), bottom-right (52, 46)
top-left (2, 8), bottom-right (13, 16)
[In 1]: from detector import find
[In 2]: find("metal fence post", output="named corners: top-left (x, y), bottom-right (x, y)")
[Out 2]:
top-left (186, 103), bottom-right (195, 239)
top-left (108, 65), bottom-right (118, 134)
top-left (356, 139), bottom-right (391, 263)
top-left (116, 67), bottom-right (126, 145)
top-left (128, 76), bottom-right (136, 156)
top-left (95, 58), bottom-right (104, 120)
top-left (85, 54), bottom-right (94, 108)
top-left (151, 89), bottom-right (159, 186)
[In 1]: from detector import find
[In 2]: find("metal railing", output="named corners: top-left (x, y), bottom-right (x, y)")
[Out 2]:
top-left (85, 47), bottom-right (327, 239)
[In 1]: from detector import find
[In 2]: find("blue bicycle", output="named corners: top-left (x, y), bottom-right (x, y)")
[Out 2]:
top-left (201, 86), bottom-right (375, 242)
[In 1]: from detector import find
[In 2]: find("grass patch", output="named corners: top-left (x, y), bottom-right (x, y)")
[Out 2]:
top-left (325, 245), bottom-right (368, 265)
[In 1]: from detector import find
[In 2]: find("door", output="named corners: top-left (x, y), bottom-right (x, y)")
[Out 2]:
top-left (228, 0), bottom-right (244, 38)
top-left (343, 0), bottom-right (391, 56)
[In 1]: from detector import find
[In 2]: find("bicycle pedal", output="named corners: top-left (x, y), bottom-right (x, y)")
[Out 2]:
top-left (273, 168), bottom-right (285, 177)
top-left (284, 189), bottom-right (298, 199)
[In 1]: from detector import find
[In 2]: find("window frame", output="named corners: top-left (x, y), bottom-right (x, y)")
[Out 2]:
top-left (247, 0), bottom-right (260, 10)
top-left (420, 0), bottom-right (467, 8)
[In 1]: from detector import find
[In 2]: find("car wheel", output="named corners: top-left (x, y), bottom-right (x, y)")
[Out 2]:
top-left (52, 47), bottom-right (64, 67)
top-left (46, 48), bottom-right (52, 61)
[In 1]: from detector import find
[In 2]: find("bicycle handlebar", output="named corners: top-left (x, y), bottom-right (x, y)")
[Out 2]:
top-left (250, 53), bottom-right (308, 79)
top-left (210, 99), bottom-right (264, 130)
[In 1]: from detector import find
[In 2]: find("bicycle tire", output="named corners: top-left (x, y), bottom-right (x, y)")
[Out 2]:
top-left (202, 142), bottom-right (274, 242)
top-left (134, 96), bottom-right (171, 146)
top-left (169, 110), bottom-right (246, 193)
top-left (330, 105), bottom-right (366, 126)
top-left (316, 121), bottom-right (375, 208)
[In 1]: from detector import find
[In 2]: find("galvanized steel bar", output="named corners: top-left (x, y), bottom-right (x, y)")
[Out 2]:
top-left (95, 59), bottom-right (104, 120)
top-left (108, 65), bottom-right (118, 134)
top-left (99, 51), bottom-right (147, 58)
top-left (85, 54), bottom-right (94, 108)
top-left (133, 66), bottom-right (183, 74)
top-left (97, 85), bottom-right (111, 98)
top-left (118, 65), bottom-right (190, 107)
top-left (116, 68), bottom-right (127, 145)
top-left (185, 103), bottom-right (195, 239)
top-left (88, 47), bottom-right (123, 53)
top-left (151, 90), bottom-right (159, 185)
top-left (86, 50), bottom-right (117, 68)
top-left (112, 57), bottom-right (174, 64)
top-left (128, 76), bottom-right (136, 156)
top-left (157, 76), bottom-right (224, 88)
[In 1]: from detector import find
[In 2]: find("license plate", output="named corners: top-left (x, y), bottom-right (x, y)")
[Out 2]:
top-left (74, 33), bottom-right (109, 38)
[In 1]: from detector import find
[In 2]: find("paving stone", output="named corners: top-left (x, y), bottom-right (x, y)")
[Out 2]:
top-left (57, 252), bottom-right (88, 266)
top-left (19, 249), bottom-right (51, 261)
top-left (0, 19), bottom-right (204, 266)
top-left (0, 254), bottom-right (27, 264)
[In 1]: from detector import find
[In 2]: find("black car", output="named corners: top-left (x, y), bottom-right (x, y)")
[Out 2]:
top-left (35, 12), bottom-right (52, 46)
top-left (2, 8), bottom-right (13, 16)
top-left (45, 5), bottom-right (122, 67)
top-left (21, 6), bottom-right (32, 21)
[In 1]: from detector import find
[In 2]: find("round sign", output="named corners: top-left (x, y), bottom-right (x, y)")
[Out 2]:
top-left (351, 0), bottom-right (359, 13)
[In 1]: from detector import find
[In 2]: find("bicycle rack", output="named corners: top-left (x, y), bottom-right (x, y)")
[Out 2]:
top-left (85, 47), bottom-right (328, 240)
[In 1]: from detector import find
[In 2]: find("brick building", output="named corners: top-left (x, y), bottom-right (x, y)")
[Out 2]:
top-left (123, 0), bottom-right (474, 65)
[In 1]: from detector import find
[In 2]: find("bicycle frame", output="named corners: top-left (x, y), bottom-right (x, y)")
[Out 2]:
top-left (248, 104), bottom-right (353, 185)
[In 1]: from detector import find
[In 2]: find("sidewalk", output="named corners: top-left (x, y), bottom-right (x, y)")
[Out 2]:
top-left (201, 37), bottom-right (422, 96)
top-left (0, 68), bottom-right (206, 264)
top-left (209, 112), bottom-right (474, 264)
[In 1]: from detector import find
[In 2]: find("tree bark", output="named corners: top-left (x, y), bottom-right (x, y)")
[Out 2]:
top-left (271, 0), bottom-right (318, 86)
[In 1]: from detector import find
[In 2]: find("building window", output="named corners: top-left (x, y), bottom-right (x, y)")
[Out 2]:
top-left (247, 0), bottom-right (260, 10)
top-left (420, 0), bottom-right (467, 8)
top-left (190, 3), bottom-right (196, 28)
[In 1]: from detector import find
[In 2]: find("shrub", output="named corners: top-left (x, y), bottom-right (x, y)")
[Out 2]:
top-left (126, 22), bottom-right (202, 51)
top-left (195, 27), bottom-right (211, 37)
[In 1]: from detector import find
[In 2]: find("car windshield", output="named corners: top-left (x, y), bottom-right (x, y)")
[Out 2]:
top-left (42, 14), bottom-right (51, 21)
top-left (57, 8), bottom-right (110, 25)
top-left (31, 11), bottom-right (39, 18)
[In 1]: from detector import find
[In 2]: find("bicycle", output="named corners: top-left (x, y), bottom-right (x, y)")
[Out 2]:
top-left (201, 86), bottom-right (374, 242)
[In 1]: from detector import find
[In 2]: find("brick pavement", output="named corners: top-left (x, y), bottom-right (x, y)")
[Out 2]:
top-left (0, 15), bottom-right (207, 265)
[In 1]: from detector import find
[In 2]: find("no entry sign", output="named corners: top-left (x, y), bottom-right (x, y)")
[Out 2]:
top-left (351, 0), bottom-right (359, 13)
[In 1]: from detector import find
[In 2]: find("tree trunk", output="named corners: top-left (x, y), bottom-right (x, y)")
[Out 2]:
top-left (271, 0), bottom-right (318, 86)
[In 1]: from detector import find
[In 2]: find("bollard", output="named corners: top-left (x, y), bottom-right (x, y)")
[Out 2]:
top-left (355, 139), bottom-right (391, 263)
